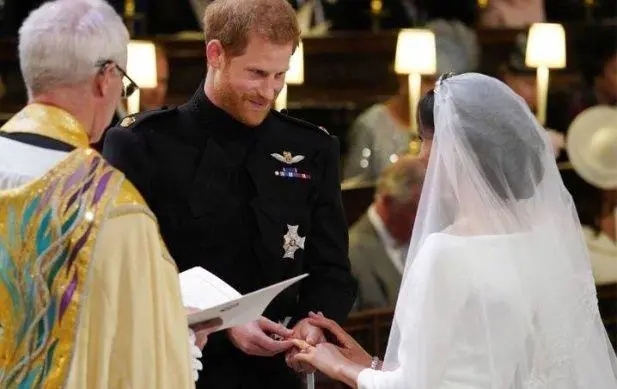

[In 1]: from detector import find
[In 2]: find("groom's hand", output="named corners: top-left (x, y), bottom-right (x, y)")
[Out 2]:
top-left (227, 317), bottom-right (294, 357)
top-left (285, 315), bottom-right (326, 373)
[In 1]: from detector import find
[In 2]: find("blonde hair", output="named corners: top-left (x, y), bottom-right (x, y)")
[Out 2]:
top-left (203, 0), bottom-right (300, 56)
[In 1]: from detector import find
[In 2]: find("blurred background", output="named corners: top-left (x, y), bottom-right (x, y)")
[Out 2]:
top-left (1, 1), bottom-right (615, 387)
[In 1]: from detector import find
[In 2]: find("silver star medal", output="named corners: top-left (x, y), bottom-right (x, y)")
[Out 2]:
top-left (283, 225), bottom-right (305, 259)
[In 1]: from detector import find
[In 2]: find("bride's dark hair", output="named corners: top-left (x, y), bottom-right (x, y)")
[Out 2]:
top-left (418, 90), bottom-right (435, 141)
top-left (417, 73), bottom-right (455, 141)
top-left (417, 72), bottom-right (546, 201)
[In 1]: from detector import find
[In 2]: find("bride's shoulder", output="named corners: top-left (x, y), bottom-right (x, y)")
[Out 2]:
top-left (414, 233), bottom-right (471, 266)
top-left (421, 232), bottom-right (470, 254)
top-left (411, 234), bottom-right (474, 285)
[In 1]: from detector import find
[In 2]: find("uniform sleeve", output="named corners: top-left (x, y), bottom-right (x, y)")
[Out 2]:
top-left (102, 127), bottom-right (155, 204)
top-left (66, 212), bottom-right (194, 389)
top-left (342, 119), bottom-right (374, 182)
top-left (297, 137), bottom-right (357, 324)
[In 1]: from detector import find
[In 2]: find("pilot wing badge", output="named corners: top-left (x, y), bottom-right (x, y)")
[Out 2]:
top-left (283, 225), bottom-right (305, 260)
top-left (271, 151), bottom-right (305, 165)
top-left (271, 151), bottom-right (311, 180)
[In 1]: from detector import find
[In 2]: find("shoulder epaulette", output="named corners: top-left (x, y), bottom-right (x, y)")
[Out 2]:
top-left (117, 106), bottom-right (177, 132)
top-left (272, 109), bottom-right (331, 137)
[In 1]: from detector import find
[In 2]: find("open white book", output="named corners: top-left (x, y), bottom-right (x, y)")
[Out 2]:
top-left (179, 266), bottom-right (308, 331)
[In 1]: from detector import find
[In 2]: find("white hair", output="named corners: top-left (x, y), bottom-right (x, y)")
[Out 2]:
top-left (18, 0), bottom-right (129, 96)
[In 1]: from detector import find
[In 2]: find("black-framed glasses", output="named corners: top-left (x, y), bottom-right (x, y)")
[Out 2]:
top-left (96, 59), bottom-right (138, 98)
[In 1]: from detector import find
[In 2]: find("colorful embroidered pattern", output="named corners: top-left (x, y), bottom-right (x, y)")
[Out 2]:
top-left (0, 149), bottom-right (121, 388)
top-left (274, 167), bottom-right (311, 180)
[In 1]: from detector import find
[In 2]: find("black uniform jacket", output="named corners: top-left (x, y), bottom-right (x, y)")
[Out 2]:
top-left (102, 82), bottom-right (357, 389)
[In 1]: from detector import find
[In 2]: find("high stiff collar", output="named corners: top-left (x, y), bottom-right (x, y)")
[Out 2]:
top-left (0, 103), bottom-right (89, 149)
top-left (181, 80), bottom-right (263, 137)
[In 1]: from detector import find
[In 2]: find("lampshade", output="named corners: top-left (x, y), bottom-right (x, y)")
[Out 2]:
top-left (127, 40), bottom-right (157, 88)
top-left (394, 29), bottom-right (436, 75)
top-left (525, 23), bottom-right (566, 69)
top-left (286, 41), bottom-right (304, 85)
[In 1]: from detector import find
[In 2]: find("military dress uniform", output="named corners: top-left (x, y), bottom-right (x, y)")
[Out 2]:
top-left (102, 82), bottom-right (357, 389)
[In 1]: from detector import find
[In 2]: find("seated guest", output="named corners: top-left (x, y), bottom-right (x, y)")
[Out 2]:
top-left (574, 28), bottom-right (617, 110)
top-left (498, 33), bottom-right (565, 158)
top-left (548, 27), bottom-right (617, 137)
top-left (566, 106), bottom-right (617, 285)
top-left (342, 21), bottom-right (478, 182)
top-left (350, 155), bottom-right (425, 310)
top-left (478, 0), bottom-right (544, 28)
top-left (313, 0), bottom-right (426, 31)
top-left (498, 34), bottom-right (537, 113)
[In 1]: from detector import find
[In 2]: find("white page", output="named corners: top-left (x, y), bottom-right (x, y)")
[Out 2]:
top-left (179, 266), bottom-right (241, 310)
top-left (185, 273), bottom-right (309, 330)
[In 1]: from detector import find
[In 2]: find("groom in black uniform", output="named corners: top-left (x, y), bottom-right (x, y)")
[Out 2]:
top-left (102, 0), bottom-right (357, 388)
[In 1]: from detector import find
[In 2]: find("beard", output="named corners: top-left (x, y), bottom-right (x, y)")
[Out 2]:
top-left (215, 73), bottom-right (274, 127)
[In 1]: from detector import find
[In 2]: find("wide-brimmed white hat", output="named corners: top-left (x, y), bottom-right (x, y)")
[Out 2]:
top-left (567, 106), bottom-right (617, 190)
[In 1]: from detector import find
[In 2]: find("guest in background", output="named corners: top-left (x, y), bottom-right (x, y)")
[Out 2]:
top-left (565, 106), bottom-right (617, 285)
top-left (545, 0), bottom-right (617, 23)
top-left (342, 20), bottom-right (478, 183)
top-left (572, 28), bottom-right (617, 112)
top-left (478, 0), bottom-right (544, 28)
top-left (498, 34), bottom-right (537, 113)
top-left (499, 33), bottom-right (565, 158)
top-left (313, 0), bottom-right (477, 31)
top-left (547, 27), bottom-right (617, 138)
top-left (320, 0), bottom-right (427, 31)
top-left (350, 156), bottom-right (424, 311)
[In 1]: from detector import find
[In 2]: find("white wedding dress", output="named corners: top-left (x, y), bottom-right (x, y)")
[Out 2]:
top-left (356, 73), bottom-right (617, 389)
top-left (358, 231), bottom-right (613, 389)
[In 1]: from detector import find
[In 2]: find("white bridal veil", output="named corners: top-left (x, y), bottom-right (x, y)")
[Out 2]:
top-left (381, 73), bottom-right (617, 387)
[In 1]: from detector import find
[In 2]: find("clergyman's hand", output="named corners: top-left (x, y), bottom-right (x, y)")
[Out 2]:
top-left (185, 306), bottom-right (222, 349)
top-left (227, 317), bottom-right (294, 357)
top-left (185, 307), bottom-right (222, 382)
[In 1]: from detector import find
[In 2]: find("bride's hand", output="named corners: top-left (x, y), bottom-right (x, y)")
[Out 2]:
top-left (307, 312), bottom-right (373, 368)
top-left (292, 339), bottom-right (346, 377)
top-left (291, 339), bottom-right (365, 388)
